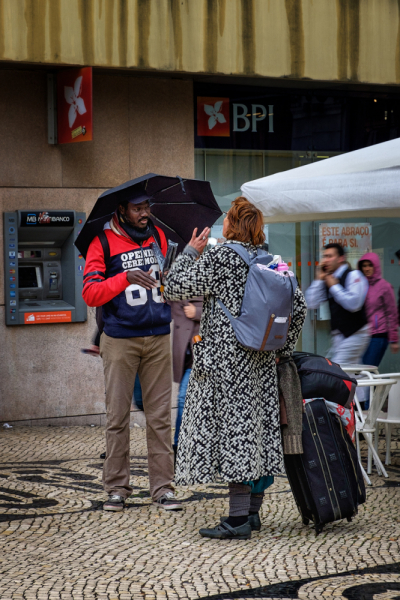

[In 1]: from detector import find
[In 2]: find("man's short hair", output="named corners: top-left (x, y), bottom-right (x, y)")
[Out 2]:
top-left (324, 243), bottom-right (345, 257)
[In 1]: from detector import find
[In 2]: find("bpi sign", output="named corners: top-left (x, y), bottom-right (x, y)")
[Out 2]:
top-left (197, 97), bottom-right (274, 137)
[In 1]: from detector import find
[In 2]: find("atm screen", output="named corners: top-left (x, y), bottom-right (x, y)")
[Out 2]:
top-left (19, 266), bottom-right (41, 288)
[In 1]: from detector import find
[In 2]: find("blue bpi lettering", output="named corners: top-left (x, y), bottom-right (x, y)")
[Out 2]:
top-left (232, 104), bottom-right (274, 133)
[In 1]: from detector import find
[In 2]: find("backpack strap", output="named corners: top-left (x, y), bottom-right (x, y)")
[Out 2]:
top-left (98, 230), bottom-right (110, 273)
top-left (150, 222), bottom-right (162, 249)
top-left (95, 306), bottom-right (104, 334)
top-left (95, 231), bottom-right (110, 334)
top-left (223, 243), bottom-right (252, 265)
top-left (99, 225), bottom-right (161, 272)
top-left (216, 298), bottom-right (235, 323)
top-left (212, 244), bottom-right (253, 325)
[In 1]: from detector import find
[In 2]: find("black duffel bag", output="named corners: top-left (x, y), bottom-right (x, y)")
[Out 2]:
top-left (292, 351), bottom-right (357, 408)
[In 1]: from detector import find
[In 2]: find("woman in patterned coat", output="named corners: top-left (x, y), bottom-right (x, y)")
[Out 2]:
top-left (164, 197), bottom-right (307, 539)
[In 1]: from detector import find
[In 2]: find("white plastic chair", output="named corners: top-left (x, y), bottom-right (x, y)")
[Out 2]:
top-left (341, 365), bottom-right (380, 406)
top-left (374, 374), bottom-right (400, 465)
top-left (339, 366), bottom-right (380, 485)
top-left (354, 378), bottom-right (397, 478)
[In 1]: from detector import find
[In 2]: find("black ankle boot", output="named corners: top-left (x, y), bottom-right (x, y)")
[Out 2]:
top-left (199, 520), bottom-right (251, 540)
top-left (221, 513), bottom-right (261, 531)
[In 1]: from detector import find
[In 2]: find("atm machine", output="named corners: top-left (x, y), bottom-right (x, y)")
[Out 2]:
top-left (4, 210), bottom-right (87, 325)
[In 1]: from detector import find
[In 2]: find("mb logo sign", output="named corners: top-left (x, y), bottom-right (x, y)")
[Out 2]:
top-left (197, 97), bottom-right (274, 137)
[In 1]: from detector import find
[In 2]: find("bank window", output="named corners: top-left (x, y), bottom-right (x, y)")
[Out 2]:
top-left (195, 149), bottom-right (342, 217)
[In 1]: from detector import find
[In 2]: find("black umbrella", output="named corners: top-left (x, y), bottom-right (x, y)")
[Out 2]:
top-left (75, 173), bottom-right (222, 258)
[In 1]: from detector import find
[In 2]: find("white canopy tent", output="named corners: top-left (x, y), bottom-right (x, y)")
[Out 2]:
top-left (241, 138), bottom-right (400, 222)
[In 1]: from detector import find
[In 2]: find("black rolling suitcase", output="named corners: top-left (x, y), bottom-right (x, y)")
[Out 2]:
top-left (285, 398), bottom-right (366, 534)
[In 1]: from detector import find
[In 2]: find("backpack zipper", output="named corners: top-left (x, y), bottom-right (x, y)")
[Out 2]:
top-left (298, 368), bottom-right (354, 383)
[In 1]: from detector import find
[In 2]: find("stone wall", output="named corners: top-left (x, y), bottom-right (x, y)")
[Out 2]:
top-left (0, 69), bottom-right (194, 424)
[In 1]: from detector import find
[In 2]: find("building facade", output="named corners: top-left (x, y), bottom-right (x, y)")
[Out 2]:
top-left (1, 0), bottom-right (400, 424)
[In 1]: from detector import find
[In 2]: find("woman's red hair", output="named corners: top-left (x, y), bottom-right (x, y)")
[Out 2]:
top-left (225, 197), bottom-right (265, 246)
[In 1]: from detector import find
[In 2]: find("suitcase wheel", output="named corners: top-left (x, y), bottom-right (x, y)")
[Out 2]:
top-left (302, 518), bottom-right (310, 525)
top-left (315, 524), bottom-right (324, 535)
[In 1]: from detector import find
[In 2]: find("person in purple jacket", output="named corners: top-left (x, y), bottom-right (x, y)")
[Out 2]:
top-left (358, 252), bottom-right (399, 369)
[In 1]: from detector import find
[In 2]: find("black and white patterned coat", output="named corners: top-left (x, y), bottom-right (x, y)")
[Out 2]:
top-left (164, 241), bottom-right (307, 485)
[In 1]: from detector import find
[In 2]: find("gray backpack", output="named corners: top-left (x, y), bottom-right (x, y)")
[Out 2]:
top-left (217, 244), bottom-right (297, 352)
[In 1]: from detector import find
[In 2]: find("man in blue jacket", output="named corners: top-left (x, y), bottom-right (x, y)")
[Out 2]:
top-left (83, 193), bottom-right (180, 512)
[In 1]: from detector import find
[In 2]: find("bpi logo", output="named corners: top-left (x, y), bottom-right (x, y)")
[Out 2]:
top-left (197, 97), bottom-right (230, 137)
top-left (197, 97), bottom-right (274, 136)
top-left (64, 76), bottom-right (87, 129)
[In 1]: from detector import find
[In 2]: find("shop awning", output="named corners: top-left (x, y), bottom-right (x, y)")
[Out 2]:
top-left (241, 138), bottom-right (400, 222)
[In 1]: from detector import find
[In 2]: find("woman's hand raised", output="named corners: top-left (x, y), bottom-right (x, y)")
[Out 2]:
top-left (189, 227), bottom-right (211, 255)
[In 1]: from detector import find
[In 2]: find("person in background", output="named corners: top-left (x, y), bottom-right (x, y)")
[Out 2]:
top-left (170, 298), bottom-right (203, 459)
top-left (305, 243), bottom-right (370, 366)
top-left (358, 252), bottom-right (399, 368)
top-left (164, 197), bottom-right (307, 540)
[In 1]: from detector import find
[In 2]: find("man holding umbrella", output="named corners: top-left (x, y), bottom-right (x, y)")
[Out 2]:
top-left (82, 192), bottom-right (180, 512)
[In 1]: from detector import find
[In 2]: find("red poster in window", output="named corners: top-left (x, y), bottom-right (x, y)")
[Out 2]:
top-left (57, 67), bottom-right (93, 144)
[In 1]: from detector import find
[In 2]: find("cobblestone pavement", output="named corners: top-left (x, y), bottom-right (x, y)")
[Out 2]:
top-left (0, 426), bottom-right (399, 600)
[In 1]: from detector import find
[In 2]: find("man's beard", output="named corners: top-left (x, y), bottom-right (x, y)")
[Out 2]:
top-left (135, 218), bottom-right (149, 230)
top-left (118, 213), bottom-right (154, 243)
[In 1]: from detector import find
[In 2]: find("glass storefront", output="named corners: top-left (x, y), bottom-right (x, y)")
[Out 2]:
top-left (266, 218), bottom-right (400, 374)
top-left (194, 83), bottom-right (400, 371)
top-left (195, 149), bottom-right (342, 214)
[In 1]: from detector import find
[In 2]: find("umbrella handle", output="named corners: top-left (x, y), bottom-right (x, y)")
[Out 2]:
top-left (176, 176), bottom-right (186, 194)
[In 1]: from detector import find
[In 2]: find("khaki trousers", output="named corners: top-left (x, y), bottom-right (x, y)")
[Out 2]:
top-left (100, 332), bottom-right (174, 501)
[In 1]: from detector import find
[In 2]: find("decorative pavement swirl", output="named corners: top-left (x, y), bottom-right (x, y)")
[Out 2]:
top-left (0, 426), bottom-right (399, 600)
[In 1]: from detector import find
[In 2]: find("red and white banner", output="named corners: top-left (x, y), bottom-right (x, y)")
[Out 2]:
top-left (24, 311), bottom-right (72, 324)
top-left (57, 67), bottom-right (93, 144)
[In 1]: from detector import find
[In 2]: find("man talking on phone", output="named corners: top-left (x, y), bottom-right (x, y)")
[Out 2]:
top-left (305, 243), bottom-right (370, 366)
top-left (83, 193), bottom-right (180, 512)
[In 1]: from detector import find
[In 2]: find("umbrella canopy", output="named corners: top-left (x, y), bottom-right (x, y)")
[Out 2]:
top-left (241, 138), bottom-right (400, 222)
top-left (75, 173), bottom-right (222, 257)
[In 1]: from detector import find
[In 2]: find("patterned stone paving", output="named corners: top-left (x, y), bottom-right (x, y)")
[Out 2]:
top-left (0, 426), bottom-right (399, 600)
